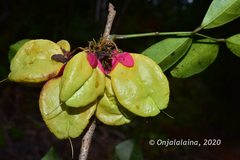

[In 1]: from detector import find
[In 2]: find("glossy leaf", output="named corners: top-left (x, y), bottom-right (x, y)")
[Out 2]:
top-left (96, 78), bottom-right (135, 125)
top-left (115, 138), bottom-right (144, 160)
top-left (141, 37), bottom-right (193, 72)
top-left (39, 76), bottom-right (96, 139)
top-left (8, 39), bottom-right (31, 63)
top-left (41, 146), bottom-right (60, 160)
top-left (8, 39), bottom-right (64, 86)
top-left (111, 54), bottom-right (169, 117)
top-left (171, 39), bottom-right (219, 78)
top-left (201, 0), bottom-right (240, 29)
top-left (226, 34), bottom-right (240, 57)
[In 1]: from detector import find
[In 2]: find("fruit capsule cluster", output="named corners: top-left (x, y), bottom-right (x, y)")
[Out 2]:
top-left (8, 39), bottom-right (169, 139)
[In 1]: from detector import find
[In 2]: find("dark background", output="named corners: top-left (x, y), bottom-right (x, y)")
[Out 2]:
top-left (1, 0), bottom-right (240, 159)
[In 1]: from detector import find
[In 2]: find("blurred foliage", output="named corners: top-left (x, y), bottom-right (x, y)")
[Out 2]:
top-left (8, 39), bottom-right (31, 63)
top-left (1, 0), bottom-right (240, 159)
top-left (8, 127), bottom-right (25, 140)
top-left (114, 137), bottom-right (144, 160)
top-left (41, 146), bottom-right (60, 160)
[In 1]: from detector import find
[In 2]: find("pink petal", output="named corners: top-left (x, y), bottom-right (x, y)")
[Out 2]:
top-left (97, 59), bottom-right (105, 74)
top-left (56, 64), bottom-right (66, 77)
top-left (112, 50), bottom-right (117, 54)
top-left (116, 52), bottom-right (134, 67)
top-left (87, 53), bottom-right (98, 67)
top-left (111, 57), bottom-right (119, 71)
top-left (105, 70), bottom-right (110, 74)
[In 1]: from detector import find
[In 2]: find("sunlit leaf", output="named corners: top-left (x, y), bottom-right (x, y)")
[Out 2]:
top-left (41, 146), bottom-right (60, 160)
top-left (201, 0), bottom-right (240, 29)
top-left (171, 39), bottom-right (219, 78)
top-left (8, 39), bottom-right (31, 63)
top-left (141, 37), bottom-right (193, 72)
top-left (226, 34), bottom-right (240, 57)
top-left (115, 138), bottom-right (144, 160)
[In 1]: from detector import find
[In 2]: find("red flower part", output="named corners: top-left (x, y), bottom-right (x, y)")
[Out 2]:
top-left (87, 53), bottom-right (98, 68)
top-left (117, 52), bottom-right (134, 66)
top-left (112, 50), bottom-right (117, 54)
top-left (111, 57), bottom-right (118, 72)
top-left (56, 64), bottom-right (66, 77)
top-left (87, 51), bottom-right (134, 74)
top-left (97, 59), bottom-right (105, 73)
top-left (111, 52), bottom-right (134, 71)
top-left (87, 53), bottom-right (105, 73)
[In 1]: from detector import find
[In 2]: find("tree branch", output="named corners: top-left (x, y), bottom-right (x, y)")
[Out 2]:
top-left (78, 3), bottom-right (116, 160)
top-left (79, 118), bottom-right (97, 160)
top-left (103, 3), bottom-right (116, 40)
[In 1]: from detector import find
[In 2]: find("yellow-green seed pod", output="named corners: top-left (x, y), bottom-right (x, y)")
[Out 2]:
top-left (57, 39), bottom-right (71, 51)
top-left (96, 78), bottom-right (135, 125)
top-left (8, 39), bottom-right (64, 86)
top-left (65, 67), bottom-right (105, 107)
top-left (60, 51), bottom-right (93, 102)
top-left (39, 76), bottom-right (96, 139)
top-left (111, 53), bottom-right (169, 117)
top-left (60, 51), bottom-right (105, 107)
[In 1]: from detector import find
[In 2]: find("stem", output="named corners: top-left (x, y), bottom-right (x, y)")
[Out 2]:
top-left (103, 3), bottom-right (116, 40)
top-left (195, 33), bottom-right (225, 42)
top-left (111, 31), bottom-right (193, 40)
top-left (111, 31), bottom-right (225, 42)
top-left (0, 78), bottom-right (8, 83)
top-left (79, 3), bottom-right (116, 160)
top-left (79, 118), bottom-right (97, 160)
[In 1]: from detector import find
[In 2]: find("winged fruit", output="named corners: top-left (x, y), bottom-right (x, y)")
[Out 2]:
top-left (39, 76), bottom-right (96, 139)
top-left (111, 52), bottom-right (169, 117)
top-left (90, 49), bottom-right (170, 119)
top-left (59, 51), bottom-right (106, 108)
top-left (96, 78), bottom-right (135, 125)
top-left (8, 39), bottom-right (68, 86)
top-left (8, 38), bottom-right (170, 139)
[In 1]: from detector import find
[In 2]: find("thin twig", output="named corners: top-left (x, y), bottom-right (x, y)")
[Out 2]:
top-left (103, 3), bottom-right (116, 40)
top-left (78, 3), bottom-right (116, 160)
top-left (79, 118), bottom-right (97, 160)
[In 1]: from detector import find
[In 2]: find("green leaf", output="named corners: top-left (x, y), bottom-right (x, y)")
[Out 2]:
top-left (114, 152), bottom-right (118, 160)
top-left (115, 138), bottom-right (144, 160)
top-left (8, 39), bottom-right (31, 63)
top-left (201, 0), bottom-right (240, 29)
top-left (171, 39), bottom-right (219, 78)
top-left (41, 146), bottom-right (60, 160)
top-left (141, 37), bottom-right (193, 72)
top-left (226, 34), bottom-right (240, 57)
